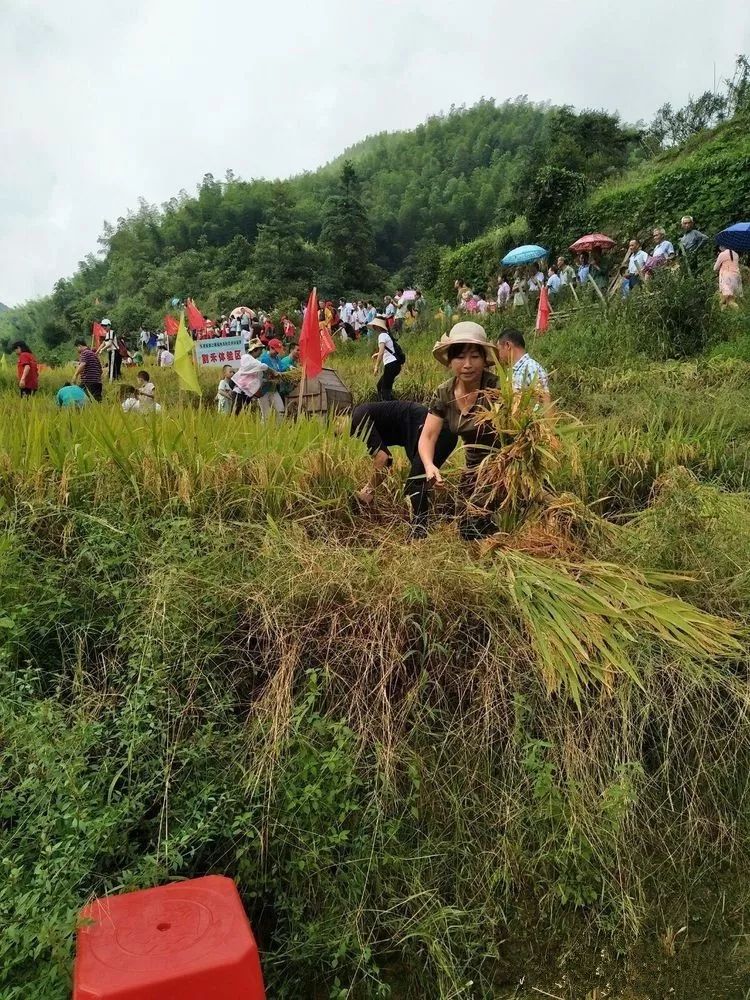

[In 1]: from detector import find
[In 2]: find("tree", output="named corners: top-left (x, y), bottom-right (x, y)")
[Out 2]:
top-left (647, 92), bottom-right (729, 149)
top-left (252, 183), bottom-right (310, 304)
top-left (318, 161), bottom-right (375, 292)
top-left (525, 166), bottom-right (586, 237)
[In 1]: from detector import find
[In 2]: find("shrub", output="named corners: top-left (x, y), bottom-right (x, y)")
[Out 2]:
top-left (626, 268), bottom-right (730, 358)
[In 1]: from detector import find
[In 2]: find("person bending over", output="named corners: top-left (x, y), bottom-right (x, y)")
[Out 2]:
top-left (351, 400), bottom-right (457, 537)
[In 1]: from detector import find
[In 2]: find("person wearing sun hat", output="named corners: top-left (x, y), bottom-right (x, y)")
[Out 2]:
top-left (231, 351), bottom-right (268, 415)
top-left (418, 321), bottom-right (500, 540)
top-left (369, 315), bottom-right (404, 400)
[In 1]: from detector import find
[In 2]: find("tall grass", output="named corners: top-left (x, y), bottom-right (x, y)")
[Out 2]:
top-left (2, 332), bottom-right (750, 998)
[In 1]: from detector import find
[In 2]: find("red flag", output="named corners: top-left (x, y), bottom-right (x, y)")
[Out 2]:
top-left (185, 298), bottom-right (206, 332)
top-left (164, 315), bottom-right (179, 337)
top-left (92, 321), bottom-right (105, 348)
top-left (299, 288), bottom-right (322, 378)
top-left (536, 285), bottom-right (552, 333)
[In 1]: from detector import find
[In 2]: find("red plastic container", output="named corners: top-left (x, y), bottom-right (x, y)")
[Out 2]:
top-left (73, 875), bottom-right (266, 999)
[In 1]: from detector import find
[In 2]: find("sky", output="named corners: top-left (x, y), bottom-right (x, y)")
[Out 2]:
top-left (1, 0), bottom-right (749, 306)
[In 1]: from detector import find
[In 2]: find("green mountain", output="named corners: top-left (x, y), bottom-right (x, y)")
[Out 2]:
top-left (1, 56), bottom-right (748, 358)
top-left (0, 302), bottom-right (9, 313)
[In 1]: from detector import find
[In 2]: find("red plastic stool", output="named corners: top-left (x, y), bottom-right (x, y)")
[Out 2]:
top-left (73, 875), bottom-right (266, 999)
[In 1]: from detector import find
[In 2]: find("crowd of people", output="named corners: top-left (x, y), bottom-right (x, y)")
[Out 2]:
top-left (452, 216), bottom-right (745, 313)
top-left (4, 205), bottom-right (746, 544)
top-left (6, 308), bottom-right (550, 542)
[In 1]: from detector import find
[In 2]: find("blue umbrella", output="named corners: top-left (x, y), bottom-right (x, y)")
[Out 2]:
top-left (501, 244), bottom-right (548, 267)
top-left (715, 222), bottom-right (750, 252)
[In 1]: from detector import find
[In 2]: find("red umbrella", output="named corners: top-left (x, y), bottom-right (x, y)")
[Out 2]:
top-left (569, 233), bottom-right (615, 253)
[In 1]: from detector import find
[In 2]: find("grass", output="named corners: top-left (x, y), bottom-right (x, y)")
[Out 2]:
top-left (2, 312), bottom-right (750, 998)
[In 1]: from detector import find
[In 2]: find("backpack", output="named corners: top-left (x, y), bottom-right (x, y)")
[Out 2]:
top-left (390, 333), bottom-right (406, 365)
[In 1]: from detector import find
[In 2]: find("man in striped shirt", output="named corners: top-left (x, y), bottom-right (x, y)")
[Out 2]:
top-left (74, 339), bottom-right (104, 401)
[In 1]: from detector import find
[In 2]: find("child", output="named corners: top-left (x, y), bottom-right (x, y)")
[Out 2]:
top-left (136, 370), bottom-right (156, 411)
top-left (121, 386), bottom-right (140, 412)
top-left (216, 364), bottom-right (234, 414)
top-left (122, 384), bottom-right (161, 413)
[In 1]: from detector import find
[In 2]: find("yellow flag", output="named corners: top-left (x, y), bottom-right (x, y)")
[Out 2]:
top-left (0, 353), bottom-right (7, 370)
top-left (174, 311), bottom-right (201, 395)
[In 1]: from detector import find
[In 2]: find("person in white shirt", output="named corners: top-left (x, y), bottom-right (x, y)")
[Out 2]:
top-left (644, 227), bottom-right (675, 278)
top-left (159, 348), bottom-right (174, 367)
top-left (626, 239), bottom-right (649, 289)
top-left (122, 386), bottom-right (162, 412)
top-left (393, 293), bottom-right (408, 333)
top-left (369, 316), bottom-right (402, 400)
top-left (353, 301), bottom-right (368, 336)
top-left (136, 370), bottom-right (156, 411)
top-left (97, 321), bottom-right (122, 382)
top-left (512, 277), bottom-right (527, 308)
top-left (546, 265), bottom-right (562, 296)
top-left (496, 277), bottom-right (511, 308)
top-left (216, 365), bottom-right (235, 414)
top-left (527, 269), bottom-right (545, 291)
top-left (497, 328), bottom-right (550, 404)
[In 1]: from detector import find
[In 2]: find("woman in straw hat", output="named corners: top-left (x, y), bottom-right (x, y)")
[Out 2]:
top-left (418, 321), bottom-right (500, 540)
top-left (231, 342), bottom-right (267, 415)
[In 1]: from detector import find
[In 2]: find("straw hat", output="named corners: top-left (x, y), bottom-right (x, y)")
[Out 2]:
top-left (367, 316), bottom-right (390, 333)
top-left (246, 338), bottom-right (264, 353)
top-left (432, 321), bottom-right (499, 367)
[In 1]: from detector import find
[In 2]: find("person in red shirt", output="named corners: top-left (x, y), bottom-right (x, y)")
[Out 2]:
top-left (281, 315), bottom-right (297, 341)
top-left (11, 340), bottom-right (39, 396)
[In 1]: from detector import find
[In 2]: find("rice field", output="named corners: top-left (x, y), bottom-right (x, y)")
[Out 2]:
top-left (2, 324), bottom-right (750, 998)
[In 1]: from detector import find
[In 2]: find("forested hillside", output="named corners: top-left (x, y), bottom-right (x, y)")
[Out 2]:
top-left (1, 56), bottom-right (748, 357)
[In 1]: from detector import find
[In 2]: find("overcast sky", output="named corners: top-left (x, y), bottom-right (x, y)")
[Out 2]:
top-left (2, 0), bottom-right (748, 305)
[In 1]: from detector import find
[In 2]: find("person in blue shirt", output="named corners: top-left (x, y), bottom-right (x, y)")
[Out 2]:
top-left (56, 382), bottom-right (89, 408)
top-left (577, 252), bottom-right (590, 287)
top-left (619, 266), bottom-right (631, 300)
top-left (278, 343), bottom-right (300, 372)
top-left (277, 344), bottom-right (300, 401)
top-left (258, 339), bottom-right (286, 419)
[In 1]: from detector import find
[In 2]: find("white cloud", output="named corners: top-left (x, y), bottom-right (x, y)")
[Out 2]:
top-left (1, 0), bottom-right (748, 304)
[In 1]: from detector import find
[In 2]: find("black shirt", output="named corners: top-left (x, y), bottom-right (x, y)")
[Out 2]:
top-left (351, 401), bottom-right (430, 459)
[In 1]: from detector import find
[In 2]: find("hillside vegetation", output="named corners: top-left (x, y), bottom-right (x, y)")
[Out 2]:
top-left (3, 57), bottom-right (749, 359)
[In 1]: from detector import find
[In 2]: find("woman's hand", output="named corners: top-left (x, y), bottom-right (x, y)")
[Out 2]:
top-left (424, 464), bottom-right (444, 487)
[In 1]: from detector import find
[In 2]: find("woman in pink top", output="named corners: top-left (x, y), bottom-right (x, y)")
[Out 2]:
top-left (714, 246), bottom-right (743, 308)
